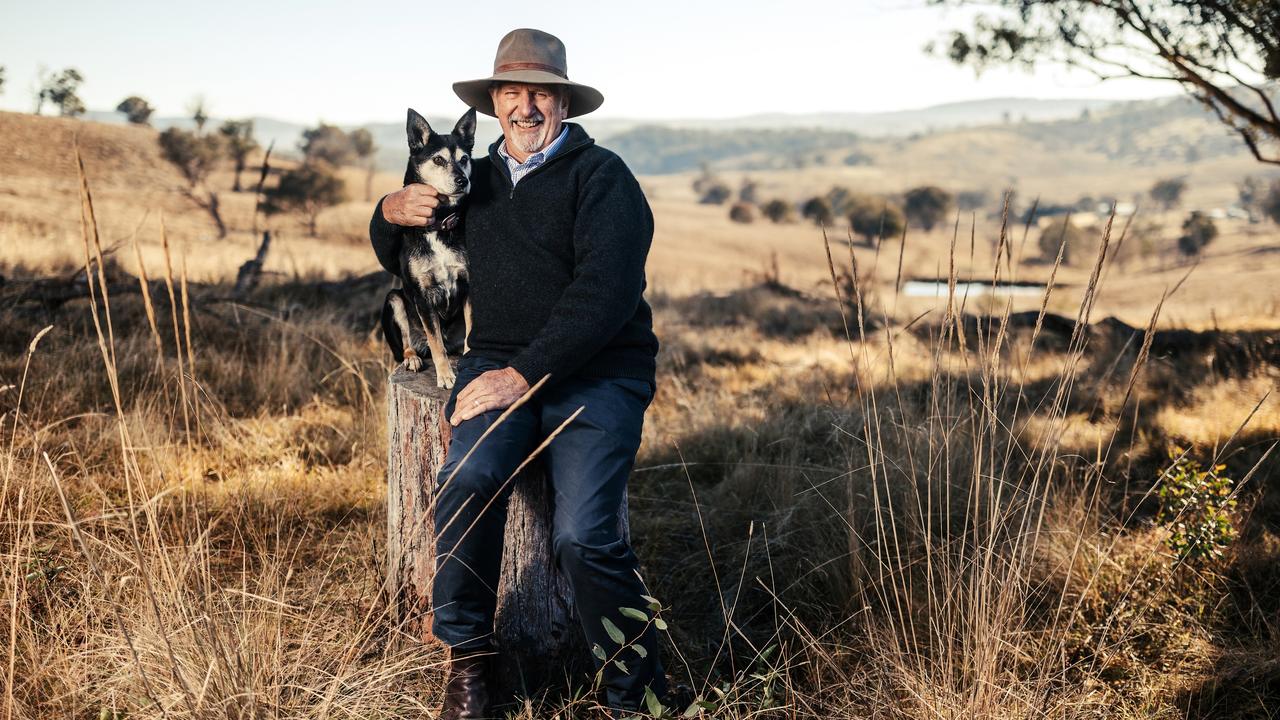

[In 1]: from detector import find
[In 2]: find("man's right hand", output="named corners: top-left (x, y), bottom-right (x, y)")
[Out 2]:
top-left (382, 183), bottom-right (440, 226)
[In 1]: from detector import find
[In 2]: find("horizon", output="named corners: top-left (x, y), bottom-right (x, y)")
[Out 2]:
top-left (54, 93), bottom-right (1178, 131)
top-left (1, 0), bottom-right (1182, 126)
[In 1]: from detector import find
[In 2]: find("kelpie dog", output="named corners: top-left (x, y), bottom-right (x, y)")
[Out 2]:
top-left (381, 107), bottom-right (476, 389)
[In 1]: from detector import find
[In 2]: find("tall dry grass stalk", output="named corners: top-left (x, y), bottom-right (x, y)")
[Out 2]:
top-left (3, 161), bottom-right (1276, 720)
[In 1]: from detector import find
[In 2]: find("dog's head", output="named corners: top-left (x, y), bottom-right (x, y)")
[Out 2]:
top-left (405, 107), bottom-right (477, 200)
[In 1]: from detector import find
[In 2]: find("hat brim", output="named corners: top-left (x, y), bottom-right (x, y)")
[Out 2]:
top-left (453, 70), bottom-right (604, 119)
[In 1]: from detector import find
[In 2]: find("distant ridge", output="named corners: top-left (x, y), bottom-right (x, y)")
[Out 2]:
top-left (80, 93), bottom-right (1208, 174)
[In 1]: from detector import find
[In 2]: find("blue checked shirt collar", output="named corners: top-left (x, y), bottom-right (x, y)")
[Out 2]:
top-left (497, 125), bottom-right (570, 187)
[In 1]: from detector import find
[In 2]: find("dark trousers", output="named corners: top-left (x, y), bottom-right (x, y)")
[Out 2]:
top-left (431, 354), bottom-right (667, 709)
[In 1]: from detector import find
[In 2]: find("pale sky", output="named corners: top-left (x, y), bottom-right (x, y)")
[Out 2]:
top-left (0, 0), bottom-right (1178, 125)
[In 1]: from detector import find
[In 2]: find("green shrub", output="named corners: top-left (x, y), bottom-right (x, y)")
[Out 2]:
top-left (1156, 448), bottom-right (1238, 561)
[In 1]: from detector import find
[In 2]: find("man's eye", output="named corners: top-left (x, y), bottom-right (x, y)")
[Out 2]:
top-left (433, 157), bottom-right (447, 166)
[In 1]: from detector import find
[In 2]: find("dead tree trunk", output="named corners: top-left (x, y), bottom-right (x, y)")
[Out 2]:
top-left (386, 364), bottom-right (624, 700)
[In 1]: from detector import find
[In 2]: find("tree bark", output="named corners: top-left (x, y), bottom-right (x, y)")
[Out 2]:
top-left (386, 364), bottom-right (624, 700)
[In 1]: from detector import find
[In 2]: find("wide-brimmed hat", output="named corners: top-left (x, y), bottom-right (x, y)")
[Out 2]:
top-left (452, 28), bottom-right (604, 119)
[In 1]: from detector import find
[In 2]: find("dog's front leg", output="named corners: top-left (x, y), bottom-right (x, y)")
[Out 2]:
top-left (421, 309), bottom-right (454, 389)
top-left (386, 290), bottom-right (422, 371)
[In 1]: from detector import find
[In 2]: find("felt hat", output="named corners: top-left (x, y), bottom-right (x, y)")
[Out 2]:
top-left (452, 28), bottom-right (604, 118)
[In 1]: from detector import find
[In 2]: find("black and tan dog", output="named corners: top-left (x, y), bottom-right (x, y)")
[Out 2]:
top-left (381, 107), bottom-right (476, 388)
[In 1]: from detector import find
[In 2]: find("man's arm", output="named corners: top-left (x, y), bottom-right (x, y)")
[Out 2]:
top-left (368, 184), bottom-right (444, 274)
top-left (507, 155), bottom-right (652, 387)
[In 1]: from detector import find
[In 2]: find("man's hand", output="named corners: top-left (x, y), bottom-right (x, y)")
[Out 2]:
top-left (450, 367), bottom-right (531, 425)
top-left (382, 183), bottom-right (440, 227)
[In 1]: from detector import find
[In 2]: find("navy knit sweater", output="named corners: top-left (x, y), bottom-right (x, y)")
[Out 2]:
top-left (369, 122), bottom-right (659, 388)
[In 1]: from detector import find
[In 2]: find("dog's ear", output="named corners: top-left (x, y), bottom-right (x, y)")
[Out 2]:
top-left (406, 108), bottom-right (433, 151)
top-left (453, 108), bottom-right (477, 152)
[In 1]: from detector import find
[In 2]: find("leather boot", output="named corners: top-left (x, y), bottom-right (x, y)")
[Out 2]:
top-left (438, 649), bottom-right (491, 719)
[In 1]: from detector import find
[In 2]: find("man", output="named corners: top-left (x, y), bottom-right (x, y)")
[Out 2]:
top-left (369, 28), bottom-right (665, 719)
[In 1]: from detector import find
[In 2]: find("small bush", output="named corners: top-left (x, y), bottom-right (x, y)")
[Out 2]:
top-left (1157, 448), bottom-right (1238, 561)
top-left (761, 199), bottom-right (794, 224)
top-left (728, 202), bottom-right (756, 224)
top-left (699, 182), bottom-right (732, 205)
top-left (1177, 211), bottom-right (1218, 257)
top-left (1037, 215), bottom-right (1091, 265)
top-left (847, 196), bottom-right (905, 246)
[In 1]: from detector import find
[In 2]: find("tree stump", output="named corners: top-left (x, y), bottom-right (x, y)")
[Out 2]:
top-left (386, 363), bottom-right (624, 700)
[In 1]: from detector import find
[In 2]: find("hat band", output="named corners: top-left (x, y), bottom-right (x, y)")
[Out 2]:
top-left (494, 61), bottom-right (567, 78)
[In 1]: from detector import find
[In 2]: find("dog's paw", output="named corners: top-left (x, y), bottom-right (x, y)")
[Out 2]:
top-left (402, 350), bottom-right (423, 372)
top-left (437, 367), bottom-right (456, 389)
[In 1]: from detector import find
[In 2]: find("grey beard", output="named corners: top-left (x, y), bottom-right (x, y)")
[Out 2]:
top-left (509, 113), bottom-right (549, 154)
top-left (512, 126), bottom-right (549, 154)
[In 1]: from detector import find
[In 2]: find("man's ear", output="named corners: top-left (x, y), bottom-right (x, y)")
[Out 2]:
top-left (453, 108), bottom-right (477, 152)
top-left (406, 108), bottom-right (433, 151)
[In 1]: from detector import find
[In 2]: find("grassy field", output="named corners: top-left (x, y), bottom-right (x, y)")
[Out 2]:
top-left (3, 111), bottom-right (1280, 719)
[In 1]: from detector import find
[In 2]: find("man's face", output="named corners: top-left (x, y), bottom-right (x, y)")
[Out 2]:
top-left (491, 82), bottom-right (568, 160)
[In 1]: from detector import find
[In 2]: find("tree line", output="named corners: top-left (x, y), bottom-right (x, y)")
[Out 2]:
top-left (696, 169), bottom-right (955, 246)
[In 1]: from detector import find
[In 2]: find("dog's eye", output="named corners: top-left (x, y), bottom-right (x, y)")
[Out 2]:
top-left (432, 156), bottom-right (448, 167)
top-left (459, 157), bottom-right (469, 166)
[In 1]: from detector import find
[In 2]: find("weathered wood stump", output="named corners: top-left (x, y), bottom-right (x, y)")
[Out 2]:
top-left (386, 363), bottom-right (622, 699)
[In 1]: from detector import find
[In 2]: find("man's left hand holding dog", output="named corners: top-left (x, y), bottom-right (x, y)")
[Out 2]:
top-left (449, 367), bottom-right (531, 425)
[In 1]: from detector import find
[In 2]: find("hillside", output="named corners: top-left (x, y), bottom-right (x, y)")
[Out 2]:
top-left (4, 109), bottom-right (1280, 330)
top-left (0, 110), bottom-right (380, 282)
top-left (79, 92), bottom-right (1273, 180)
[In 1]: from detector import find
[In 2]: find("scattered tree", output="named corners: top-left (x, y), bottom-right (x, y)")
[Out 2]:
top-left (761, 198), bottom-right (794, 224)
top-left (825, 186), bottom-right (856, 217)
top-left (956, 189), bottom-right (990, 212)
top-left (699, 182), bottom-right (732, 205)
top-left (301, 123), bottom-right (357, 167)
top-left (0, 66), bottom-right (6, 96)
top-left (116, 95), bottom-right (155, 125)
top-left (848, 196), bottom-right (906, 246)
top-left (903, 185), bottom-right (952, 231)
top-left (350, 127), bottom-right (378, 202)
top-left (158, 127), bottom-right (227, 237)
top-left (801, 196), bottom-right (835, 226)
top-left (188, 96), bottom-right (210, 133)
top-left (1177, 211), bottom-right (1218, 257)
top-left (739, 177), bottom-right (759, 204)
top-left (1261, 179), bottom-right (1280, 224)
top-left (691, 164), bottom-right (718, 196)
top-left (729, 202), bottom-right (756, 224)
top-left (929, 0), bottom-right (1280, 164)
top-left (264, 162), bottom-right (347, 236)
top-left (1037, 215), bottom-right (1090, 266)
top-left (219, 119), bottom-right (259, 192)
top-left (38, 68), bottom-right (85, 117)
top-left (1237, 176), bottom-right (1266, 222)
top-left (1150, 177), bottom-right (1188, 210)
top-left (843, 150), bottom-right (872, 166)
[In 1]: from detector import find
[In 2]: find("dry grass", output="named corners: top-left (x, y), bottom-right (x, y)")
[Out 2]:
top-left (3, 112), bottom-right (1280, 719)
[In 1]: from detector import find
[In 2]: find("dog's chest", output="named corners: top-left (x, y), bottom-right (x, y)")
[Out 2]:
top-left (406, 231), bottom-right (466, 294)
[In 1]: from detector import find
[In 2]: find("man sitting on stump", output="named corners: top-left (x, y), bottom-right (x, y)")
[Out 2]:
top-left (369, 27), bottom-right (665, 719)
